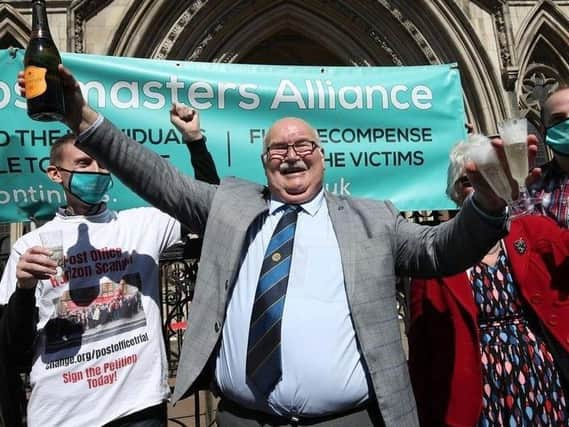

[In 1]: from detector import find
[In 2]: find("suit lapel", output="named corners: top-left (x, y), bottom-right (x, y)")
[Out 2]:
top-left (213, 181), bottom-right (269, 293)
top-left (326, 193), bottom-right (357, 301)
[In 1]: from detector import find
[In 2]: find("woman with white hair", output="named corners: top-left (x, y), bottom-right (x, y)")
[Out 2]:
top-left (408, 139), bottom-right (569, 426)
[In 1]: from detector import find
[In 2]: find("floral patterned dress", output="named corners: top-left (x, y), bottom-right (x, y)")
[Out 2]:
top-left (468, 244), bottom-right (568, 426)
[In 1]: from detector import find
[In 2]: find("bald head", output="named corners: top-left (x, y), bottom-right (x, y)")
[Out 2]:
top-left (263, 117), bottom-right (320, 154)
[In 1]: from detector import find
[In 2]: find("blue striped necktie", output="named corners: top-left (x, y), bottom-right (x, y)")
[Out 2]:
top-left (246, 204), bottom-right (299, 396)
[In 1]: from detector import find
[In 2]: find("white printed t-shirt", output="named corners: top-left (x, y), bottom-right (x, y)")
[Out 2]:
top-left (0, 207), bottom-right (180, 427)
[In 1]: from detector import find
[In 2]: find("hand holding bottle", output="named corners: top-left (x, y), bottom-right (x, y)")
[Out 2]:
top-left (18, 64), bottom-right (98, 133)
top-left (24, 0), bottom-right (65, 121)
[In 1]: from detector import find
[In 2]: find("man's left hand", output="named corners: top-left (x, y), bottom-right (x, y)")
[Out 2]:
top-left (465, 134), bottom-right (539, 215)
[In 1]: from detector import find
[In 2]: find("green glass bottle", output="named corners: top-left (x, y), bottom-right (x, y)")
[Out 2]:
top-left (24, 0), bottom-right (65, 121)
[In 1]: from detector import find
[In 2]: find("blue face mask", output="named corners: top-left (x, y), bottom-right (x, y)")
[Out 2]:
top-left (545, 117), bottom-right (569, 155)
top-left (58, 168), bottom-right (113, 205)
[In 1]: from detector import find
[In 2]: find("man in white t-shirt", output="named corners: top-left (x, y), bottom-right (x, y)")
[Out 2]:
top-left (0, 105), bottom-right (216, 427)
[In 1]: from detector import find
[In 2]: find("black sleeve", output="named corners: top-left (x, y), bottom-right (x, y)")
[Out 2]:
top-left (186, 136), bottom-right (220, 185)
top-left (0, 288), bottom-right (36, 427)
top-left (2, 287), bottom-right (37, 362)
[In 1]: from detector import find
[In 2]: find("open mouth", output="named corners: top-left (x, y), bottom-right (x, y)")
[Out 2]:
top-left (281, 166), bottom-right (307, 175)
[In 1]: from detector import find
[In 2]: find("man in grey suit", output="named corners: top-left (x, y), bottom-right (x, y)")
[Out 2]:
top-left (21, 65), bottom-right (516, 426)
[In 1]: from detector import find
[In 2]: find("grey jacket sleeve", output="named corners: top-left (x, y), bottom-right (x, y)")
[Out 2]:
top-left (390, 196), bottom-right (508, 277)
top-left (76, 118), bottom-right (216, 235)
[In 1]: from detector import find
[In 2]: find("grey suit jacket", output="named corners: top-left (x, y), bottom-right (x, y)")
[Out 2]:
top-left (78, 119), bottom-right (507, 426)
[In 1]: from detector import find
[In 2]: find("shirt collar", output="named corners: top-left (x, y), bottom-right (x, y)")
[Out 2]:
top-left (57, 203), bottom-right (108, 218)
top-left (268, 188), bottom-right (324, 217)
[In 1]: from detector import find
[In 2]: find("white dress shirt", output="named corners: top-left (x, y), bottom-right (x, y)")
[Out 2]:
top-left (215, 189), bottom-right (369, 417)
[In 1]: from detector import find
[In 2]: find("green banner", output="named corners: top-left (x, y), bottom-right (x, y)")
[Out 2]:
top-left (0, 49), bottom-right (466, 223)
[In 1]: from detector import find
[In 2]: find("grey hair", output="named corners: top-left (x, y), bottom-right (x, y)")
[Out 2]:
top-left (446, 140), bottom-right (471, 206)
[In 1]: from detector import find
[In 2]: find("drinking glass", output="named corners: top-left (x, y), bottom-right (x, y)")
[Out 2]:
top-left (464, 134), bottom-right (514, 205)
top-left (39, 229), bottom-right (65, 279)
top-left (498, 117), bottom-right (533, 216)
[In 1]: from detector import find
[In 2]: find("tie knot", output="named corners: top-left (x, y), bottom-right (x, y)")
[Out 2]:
top-left (282, 204), bottom-right (300, 215)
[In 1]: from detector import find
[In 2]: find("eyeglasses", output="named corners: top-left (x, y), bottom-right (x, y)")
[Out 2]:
top-left (266, 140), bottom-right (318, 160)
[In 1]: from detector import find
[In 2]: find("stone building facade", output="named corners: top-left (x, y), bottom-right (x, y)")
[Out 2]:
top-left (0, 0), bottom-right (568, 243)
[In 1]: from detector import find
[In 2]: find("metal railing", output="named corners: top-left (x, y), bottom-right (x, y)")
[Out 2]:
top-left (159, 238), bottom-right (216, 426)
top-left (0, 254), bottom-right (7, 277)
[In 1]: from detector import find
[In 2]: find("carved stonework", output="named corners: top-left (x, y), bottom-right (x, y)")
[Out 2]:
top-left (519, 63), bottom-right (562, 164)
top-left (368, 30), bottom-right (403, 65)
top-left (190, 31), bottom-right (216, 61)
top-left (328, 1), bottom-right (402, 64)
top-left (519, 63), bottom-right (560, 123)
top-left (350, 57), bottom-right (370, 66)
top-left (188, 0), bottom-right (254, 62)
top-left (150, 0), bottom-right (443, 65)
top-left (155, 10), bottom-right (194, 59)
top-left (69, 0), bottom-right (114, 53)
top-left (492, 2), bottom-right (518, 90)
top-left (154, 0), bottom-right (246, 61)
top-left (209, 0), bottom-right (256, 64)
top-left (331, 0), bottom-right (438, 65)
top-left (493, 4), bottom-right (511, 67)
top-left (153, 0), bottom-right (215, 60)
top-left (70, 14), bottom-right (83, 52)
top-left (376, 0), bottom-right (438, 64)
top-left (157, 0), bottom-right (261, 61)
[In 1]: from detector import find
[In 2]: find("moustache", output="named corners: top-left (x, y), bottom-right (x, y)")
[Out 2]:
top-left (279, 160), bottom-right (308, 174)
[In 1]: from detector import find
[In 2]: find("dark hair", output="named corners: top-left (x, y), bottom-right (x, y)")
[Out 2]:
top-left (49, 133), bottom-right (76, 165)
top-left (540, 85), bottom-right (569, 128)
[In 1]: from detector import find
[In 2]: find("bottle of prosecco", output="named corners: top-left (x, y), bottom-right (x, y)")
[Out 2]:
top-left (24, 0), bottom-right (65, 121)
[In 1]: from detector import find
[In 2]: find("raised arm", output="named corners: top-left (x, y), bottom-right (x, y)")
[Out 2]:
top-left (170, 103), bottom-right (220, 185)
top-left (17, 66), bottom-right (217, 234)
top-left (389, 196), bottom-right (507, 277)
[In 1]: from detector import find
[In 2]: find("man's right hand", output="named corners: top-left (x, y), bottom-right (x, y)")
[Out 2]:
top-left (17, 64), bottom-right (99, 134)
top-left (170, 103), bottom-right (203, 142)
top-left (16, 247), bottom-right (57, 289)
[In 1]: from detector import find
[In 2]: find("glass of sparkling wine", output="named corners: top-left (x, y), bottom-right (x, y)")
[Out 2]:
top-left (465, 134), bottom-right (514, 205)
top-left (39, 230), bottom-right (65, 279)
top-left (498, 117), bottom-right (532, 216)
